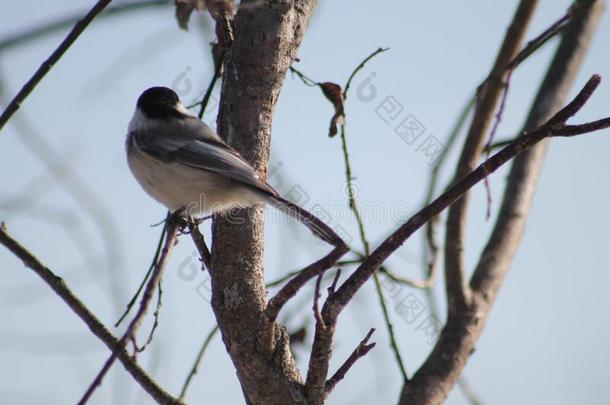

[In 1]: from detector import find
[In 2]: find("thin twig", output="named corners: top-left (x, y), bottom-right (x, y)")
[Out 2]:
top-left (336, 258), bottom-right (363, 266)
top-left (457, 377), bottom-right (486, 405)
top-left (343, 47), bottom-right (389, 99)
top-left (266, 260), bottom-right (348, 289)
top-left (0, 0), bottom-right (114, 130)
top-left (338, 124), bottom-right (368, 254)
top-left (303, 48), bottom-right (404, 400)
top-left (197, 71), bottom-right (221, 119)
top-left (0, 226), bottom-right (183, 404)
top-left (325, 328), bottom-right (376, 395)
top-left (305, 74), bottom-right (609, 404)
top-left (265, 244), bottom-right (348, 323)
top-left (78, 216), bottom-right (181, 404)
top-left (188, 222), bottom-right (211, 272)
top-left (288, 66), bottom-right (318, 87)
top-left (138, 279), bottom-right (163, 353)
top-left (178, 325), bottom-right (220, 401)
top-left (338, 123), bottom-right (408, 380)
top-left (402, 4), bottom-right (606, 401)
top-left (327, 269), bottom-right (342, 296)
top-left (482, 3), bottom-right (577, 219)
top-left (381, 265), bottom-right (435, 289)
top-left (265, 269), bottom-right (302, 288)
top-left (418, 95), bottom-right (474, 295)
top-left (485, 138), bottom-right (514, 152)
top-left (483, 68), bottom-right (513, 219)
top-left (77, 351), bottom-right (118, 405)
top-left (505, 3), bottom-right (578, 71)
top-left (339, 48), bottom-right (407, 381)
top-left (445, 0), bottom-right (538, 314)
top-left (116, 212), bottom-right (170, 327)
top-left (371, 273), bottom-right (408, 380)
top-left (333, 74), bottom-right (608, 310)
top-left (313, 274), bottom-right (325, 328)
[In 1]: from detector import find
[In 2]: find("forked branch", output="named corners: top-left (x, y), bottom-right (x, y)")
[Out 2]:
top-left (333, 74), bottom-right (608, 310)
top-left (303, 74), bottom-right (609, 404)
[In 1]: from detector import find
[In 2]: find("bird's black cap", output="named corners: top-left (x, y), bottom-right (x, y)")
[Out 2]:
top-left (136, 87), bottom-right (184, 119)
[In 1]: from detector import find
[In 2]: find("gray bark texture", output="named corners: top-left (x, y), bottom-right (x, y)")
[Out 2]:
top-left (209, 1), bottom-right (317, 404)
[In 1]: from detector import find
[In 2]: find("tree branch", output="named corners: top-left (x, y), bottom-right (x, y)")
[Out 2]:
top-left (116, 212), bottom-right (170, 327)
top-left (324, 328), bottom-right (376, 395)
top-left (302, 71), bottom-right (609, 405)
top-left (401, 2), bottom-right (605, 402)
top-left (188, 222), bottom-right (212, 272)
top-left (78, 216), bottom-right (181, 403)
top-left (265, 244), bottom-right (348, 323)
top-left (470, 0), bottom-right (605, 298)
top-left (0, 0), bottom-right (114, 130)
top-left (207, 1), bottom-right (322, 404)
top-left (444, 0), bottom-right (539, 313)
top-left (334, 73), bottom-right (608, 312)
top-left (0, 225), bottom-right (183, 405)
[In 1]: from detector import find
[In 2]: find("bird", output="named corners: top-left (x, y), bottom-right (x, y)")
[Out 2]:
top-left (125, 86), bottom-right (345, 246)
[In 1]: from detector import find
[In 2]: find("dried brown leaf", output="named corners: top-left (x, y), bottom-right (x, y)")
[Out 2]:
top-left (175, 0), bottom-right (235, 30)
top-left (175, 0), bottom-right (205, 30)
top-left (320, 82), bottom-right (345, 137)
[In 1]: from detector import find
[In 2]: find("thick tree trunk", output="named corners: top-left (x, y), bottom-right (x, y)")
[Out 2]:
top-left (209, 2), bottom-right (318, 404)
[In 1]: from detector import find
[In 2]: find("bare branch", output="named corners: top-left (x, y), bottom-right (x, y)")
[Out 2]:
top-left (380, 265), bottom-right (436, 289)
top-left (265, 244), bottom-right (348, 323)
top-left (188, 222), bottom-right (212, 272)
top-left (0, 0), bottom-right (114, 130)
top-left (332, 73), bottom-right (608, 313)
top-left (289, 65), bottom-right (319, 87)
top-left (138, 280), bottom-right (163, 353)
top-left (420, 96), bottom-right (474, 290)
top-left (505, 2), bottom-right (578, 71)
top-left (313, 274), bottom-right (325, 328)
top-left (401, 3), bottom-right (605, 402)
top-left (302, 70), bottom-right (609, 405)
top-left (324, 328), bottom-right (376, 395)
top-left (444, 0), bottom-right (539, 313)
top-left (291, 47), bottom-right (408, 384)
top-left (116, 212), bottom-right (170, 327)
top-left (327, 268), bottom-right (341, 295)
top-left (343, 47), bottom-right (389, 99)
top-left (0, 82), bottom-right (128, 322)
top-left (371, 273), bottom-right (408, 381)
top-left (0, 225), bottom-right (183, 405)
top-left (79, 216), bottom-right (181, 403)
top-left (483, 1), bottom-right (602, 219)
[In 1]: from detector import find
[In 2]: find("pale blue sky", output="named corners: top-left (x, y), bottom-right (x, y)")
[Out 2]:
top-left (1, 1), bottom-right (609, 404)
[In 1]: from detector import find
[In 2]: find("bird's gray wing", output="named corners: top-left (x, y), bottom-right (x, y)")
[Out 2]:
top-left (132, 118), bottom-right (278, 196)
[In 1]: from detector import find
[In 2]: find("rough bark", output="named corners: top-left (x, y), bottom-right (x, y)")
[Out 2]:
top-left (209, 1), bottom-right (318, 404)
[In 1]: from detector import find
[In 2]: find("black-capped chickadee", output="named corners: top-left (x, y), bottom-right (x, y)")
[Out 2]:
top-left (126, 87), bottom-right (345, 246)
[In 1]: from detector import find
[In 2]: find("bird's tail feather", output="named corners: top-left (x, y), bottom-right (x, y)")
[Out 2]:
top-left (265, 194), bottom-right (346, 247)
